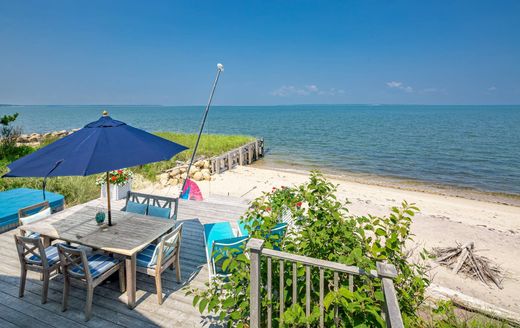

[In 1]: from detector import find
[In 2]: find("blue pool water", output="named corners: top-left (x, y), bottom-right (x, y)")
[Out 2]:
top-left (1, 104), bottom-right (519, 195)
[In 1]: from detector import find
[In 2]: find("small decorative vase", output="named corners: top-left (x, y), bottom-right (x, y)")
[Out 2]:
top-left (95, 211), bottom-right (106, 225)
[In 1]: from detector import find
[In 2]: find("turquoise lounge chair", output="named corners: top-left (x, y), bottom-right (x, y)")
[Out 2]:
top-left (203, 222), bottom-right (248, 281)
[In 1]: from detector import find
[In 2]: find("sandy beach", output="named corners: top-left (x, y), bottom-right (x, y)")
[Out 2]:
top-left (147, 165), bottom-right (520, 314)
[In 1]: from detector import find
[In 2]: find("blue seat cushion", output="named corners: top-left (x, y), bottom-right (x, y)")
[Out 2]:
top-left (27, 245), bottom-right (60, 266)
top-left (147, 205), bottom-right (171, 219)
top-left (70, 253), bottom-right (119, 278)
top-left (27, 231), bottom-right (41, 238)
top-left (204, 222), bottom-right (236, 259)
top-left (136, 244), bottom-right (158, 268)
top-left (126, 201), bottom-right (147, 215)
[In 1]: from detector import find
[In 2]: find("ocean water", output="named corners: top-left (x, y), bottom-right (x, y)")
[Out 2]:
top-left (1, 104), bottom-right (519, 195)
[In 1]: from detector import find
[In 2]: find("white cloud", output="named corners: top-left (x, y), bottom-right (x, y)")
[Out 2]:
top-left (488, 86), bottom-right (497, 91)
top-left (271, 85), bottom-right (345, 97)
top-left (386, 81), bottom-right (413, 93)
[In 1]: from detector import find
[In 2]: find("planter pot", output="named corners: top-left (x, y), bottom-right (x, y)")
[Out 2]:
top-left (100, 180), bottom-right (132, 201)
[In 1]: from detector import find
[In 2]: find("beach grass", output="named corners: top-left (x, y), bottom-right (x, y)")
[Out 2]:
top-left (0, 133), bottom-right (254, 205)
top-left (134, 132), bottom-right (255, 181)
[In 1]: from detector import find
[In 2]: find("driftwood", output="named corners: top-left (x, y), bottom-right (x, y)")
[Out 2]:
top-left (428, 284), bottom-right (520, 326)
top-left (432, 242), bottom-right (503, 289)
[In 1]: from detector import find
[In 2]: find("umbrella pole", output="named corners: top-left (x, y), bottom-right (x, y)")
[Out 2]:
top-left (106, 171), bottom-right (113, 226)
top-left (180, 63), bottom-right (224, 197)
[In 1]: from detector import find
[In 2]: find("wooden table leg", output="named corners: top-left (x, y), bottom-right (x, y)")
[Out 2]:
top-left (126, 253), bottom-right (136, 309)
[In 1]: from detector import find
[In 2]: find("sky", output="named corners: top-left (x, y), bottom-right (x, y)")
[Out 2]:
top-left (0, 0), bottom-right (519, 105)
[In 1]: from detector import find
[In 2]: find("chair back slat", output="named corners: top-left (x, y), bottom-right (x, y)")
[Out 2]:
top-left (57, 244), bottom-right (91, 280)
top-left (14, 235), bottom-right (49, 268)
top-left (155, 224), bottom-right (183, 268)
top-left (125, 191), bottom-right (179, 220)
top-left (126, 191), bottom-right (151, 205)
top-left (18, 201), bottom-right (51, 225)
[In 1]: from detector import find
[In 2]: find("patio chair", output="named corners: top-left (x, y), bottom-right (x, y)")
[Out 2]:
top-left (125, 191), bottom-right (179, 221)
top-left (14, 235), bottom-right (61, 304)
top-left (203, 222), bottom-right (248, 282)
top-left (58, 244), bottom-right (125, 321)
top-left (18, 201), bottom-right (51, 238)
top-left (148, 195), bottom-right (179, 220)
top-left (136, 223), bottom-right (183, 304)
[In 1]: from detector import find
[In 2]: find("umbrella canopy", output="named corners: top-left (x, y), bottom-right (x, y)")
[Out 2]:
top-left (4, 114), bottom-right (188, 177)
top-left (3, 112), bottom-right (188, 226)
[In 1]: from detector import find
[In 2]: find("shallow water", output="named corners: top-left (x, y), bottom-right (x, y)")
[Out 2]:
top-left (1, 104), bottom-right (519, 195)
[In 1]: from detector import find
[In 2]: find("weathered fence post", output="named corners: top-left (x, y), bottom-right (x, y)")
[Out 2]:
top-left (248, 238), bottom-right (265, 328)
top-left (239, 147), bottom-right (244, 165)
top-left (248, 145), bottom-right (253, 164)
top-left (255, 140), bottom-right (260, 160)
top-left (376, 262), bottom-right (404, 328)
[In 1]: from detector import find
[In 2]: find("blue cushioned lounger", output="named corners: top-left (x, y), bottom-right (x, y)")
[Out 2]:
top-left (212, 236), bottom-right (248, 275)
top-left (203, 222), bottom-right (248, 281)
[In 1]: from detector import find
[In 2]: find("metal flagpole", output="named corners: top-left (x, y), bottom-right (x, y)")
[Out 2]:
top-left (180, 63), bottom-right (224, 197)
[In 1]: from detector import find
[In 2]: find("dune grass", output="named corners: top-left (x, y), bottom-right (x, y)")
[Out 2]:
top-left (134, 132), bottom-right (255, 181)
top-left (0, 133), bottom-right (254, 205)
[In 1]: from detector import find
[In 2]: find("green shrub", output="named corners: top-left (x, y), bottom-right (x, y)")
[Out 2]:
top-left (188, 171), bottom-right (430, 327)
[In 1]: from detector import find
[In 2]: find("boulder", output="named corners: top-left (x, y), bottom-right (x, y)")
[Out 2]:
top-left (203, 160), bottom-right (210, 169)
top-left (168, 168), bottom-right (180, 177)
top-left (168, 178), bottom-right (178, 185)
top-left (28, 135), bottom-right (40, 143)
top-left (193, 171), bottom-right (203, 181)
top-left (201, 168), bottom-right (211, 175)
top-left (159, 173), bottom-right (169, 186)
top-left (180, 166), bottom-right (187, 173)
top-left (203, 172), bottom-right (211, 181)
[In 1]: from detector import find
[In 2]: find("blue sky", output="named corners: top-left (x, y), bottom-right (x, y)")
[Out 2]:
top-left (1, 1), bottom-right (519, 105)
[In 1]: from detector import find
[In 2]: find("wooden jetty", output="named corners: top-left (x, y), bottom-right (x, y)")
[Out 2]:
top-left (210, 138), bottom-right (264, 174)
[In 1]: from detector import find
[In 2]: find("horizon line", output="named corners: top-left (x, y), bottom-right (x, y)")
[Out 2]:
top-left (2, 103), bottom-right (520, 107)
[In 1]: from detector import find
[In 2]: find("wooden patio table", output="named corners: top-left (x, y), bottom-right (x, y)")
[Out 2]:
top-left (18, 204), bottom-right (174, 309)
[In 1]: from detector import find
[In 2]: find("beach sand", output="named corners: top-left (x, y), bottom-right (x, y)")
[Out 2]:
top-left (149, 165), bottom-right (520, 314)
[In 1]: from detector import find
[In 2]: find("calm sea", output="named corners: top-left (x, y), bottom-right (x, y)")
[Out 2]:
top-left (1, 105), bottom-right (519, 196)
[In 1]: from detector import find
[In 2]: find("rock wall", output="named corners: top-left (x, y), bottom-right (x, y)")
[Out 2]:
top-left (17, 129), bottom-right (80, 144)
top-left (158, 159), bottom-right (212, 186)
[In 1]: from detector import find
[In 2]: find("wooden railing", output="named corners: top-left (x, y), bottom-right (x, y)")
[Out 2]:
top-left (247, 238), bottom-right (404, 328)
top-left (209, 138), bottom-right (264, 174)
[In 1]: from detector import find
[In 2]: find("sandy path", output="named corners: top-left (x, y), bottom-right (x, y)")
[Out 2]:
top-left (152, 165), bottom-right (520, 313)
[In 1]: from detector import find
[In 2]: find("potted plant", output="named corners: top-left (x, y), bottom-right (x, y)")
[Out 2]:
top-left (97, 168), bottom-right (134, 201)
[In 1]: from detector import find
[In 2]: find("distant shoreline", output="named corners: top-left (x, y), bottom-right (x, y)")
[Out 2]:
top-left (254, 158), bottom-right (520, 207)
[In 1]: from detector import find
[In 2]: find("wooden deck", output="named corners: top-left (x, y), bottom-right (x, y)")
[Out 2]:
top-left (0, 195), bottom-right (250, 327)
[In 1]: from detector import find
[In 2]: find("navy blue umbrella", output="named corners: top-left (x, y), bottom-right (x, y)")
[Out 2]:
top-left (3, 112), bottom-right (188, 225)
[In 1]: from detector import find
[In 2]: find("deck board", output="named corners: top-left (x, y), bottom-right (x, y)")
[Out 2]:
top-left (0, 195), bottom-right (249, 327)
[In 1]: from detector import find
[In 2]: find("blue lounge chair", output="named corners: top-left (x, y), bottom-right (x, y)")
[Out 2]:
top-left (203, 222), bottom-right (248, 281)
top-left (237, 217), bottom-right (264, 236)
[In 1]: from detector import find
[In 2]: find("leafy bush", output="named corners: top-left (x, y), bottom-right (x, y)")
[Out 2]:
top-left (0, 113), bottom-right (28, 160)
top-left (189, 171), bottom-right (430, 327)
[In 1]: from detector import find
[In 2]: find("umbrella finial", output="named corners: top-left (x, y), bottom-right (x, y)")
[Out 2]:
top-left (102, 110), bottom-right (109, 117)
